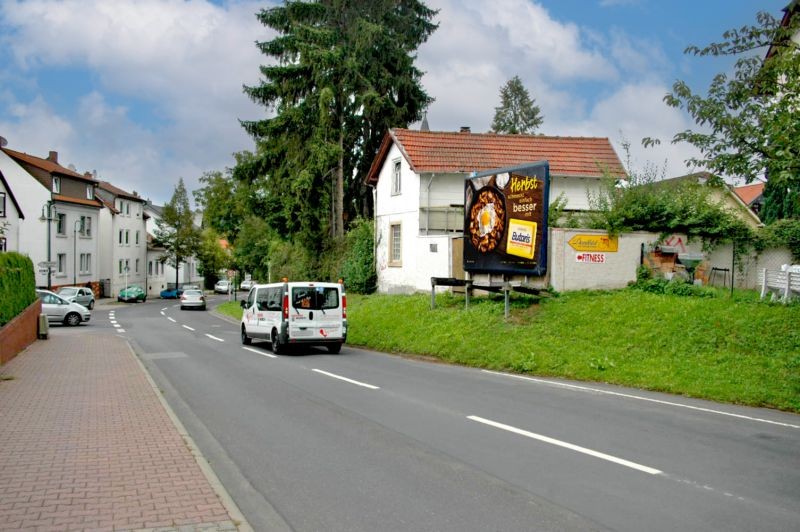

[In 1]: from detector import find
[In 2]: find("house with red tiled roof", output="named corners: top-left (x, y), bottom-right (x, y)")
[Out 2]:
top-left (365, 128), bottom-right (626, 293)
top-left (95, 181), bottom-right (149, 298)
top-left (0, 143), bottom-right (103, 292)
top-left (733, 182), bottom-right (765, 218)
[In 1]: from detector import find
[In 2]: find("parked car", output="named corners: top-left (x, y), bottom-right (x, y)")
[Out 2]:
top-left (180, 289), bottom-right (206, 310)
top-left (160, 287), bottom-right (184, 299)
top-left (183, 284), bottom-right (201, 291)
top-left (214, 280), bottom-right (232, 294)
top-left (239, 279), bottom-right (255, 291)
top-left (118, 285), bottom-right (147, 302)
top-left (57, 286), bottom-right (95, 309)
top-left (36, 289), bottom-right (91, 326)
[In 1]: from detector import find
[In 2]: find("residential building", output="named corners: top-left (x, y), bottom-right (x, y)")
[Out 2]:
top-left (0, 145), bottom-right (103, 293)
top-left (365, 128), bottom-right (626, 293)
top-left (733, 182), bottom-right (765, 218)
top-left (95, 181), bottom-right (149, 298)
top-left (0, 151), bottom-right (25, 252)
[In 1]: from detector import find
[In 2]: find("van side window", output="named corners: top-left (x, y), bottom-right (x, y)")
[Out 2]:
top-left (247, 289), bottom-right (256, 309)
top-left (256, 289), bottom-right (270, 311)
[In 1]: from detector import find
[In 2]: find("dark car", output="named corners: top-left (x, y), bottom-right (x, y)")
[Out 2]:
top-left (118, 285), bottom-right (146, 302)
top-left (160, 287), bottom-right (184, 299)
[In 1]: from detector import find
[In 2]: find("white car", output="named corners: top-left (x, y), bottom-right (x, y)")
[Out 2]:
top-left (214, 280), bottom-right (231, 294)
top-left (36, 289), bottom-right (91, 326)
top-left (239, 279), bottom-right (255, 291)
top-left (57, 286), bottom-right (95, 309)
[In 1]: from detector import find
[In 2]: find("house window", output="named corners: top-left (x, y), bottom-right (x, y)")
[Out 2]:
top-left (0, 237), bottom-right (6, 251)
top-left (118, 229), bottom-right (123, 245)
top-left (389, 223), bottom-right (402, 266)
top-left (135, 259), bottom-right (140, 273)
top-left (80, 253), bottom-right (92, 274)
top-left (57, 253), bottom-right (66, 274)
top-left (148, 261), bottom-right (153, 275)
top-left (125, 229), bottom-right (130, 245)
top-left (135, 230), bottom-right (140, 245)
top-left (391, 160), bottom-right (401, 195)
top-left (79, 215), bottom-right (92, 237)
top-left (126, 202), bottom-right (130, 216)
top-left (52, 176), bottom-right (61, 193)
top-left (0, 192), bottom-right (6, 217)
top-left (119, 260), bottom-right (123, 274)
top-left (86, 185), bottom-right (94, 200)
top-left (56, 213), bottom-right (66, 235)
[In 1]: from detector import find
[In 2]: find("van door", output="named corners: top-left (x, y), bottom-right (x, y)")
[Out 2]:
top-left (288, 284), bottom-right (343, 341)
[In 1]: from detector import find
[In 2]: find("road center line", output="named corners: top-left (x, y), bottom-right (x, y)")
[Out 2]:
top-left (468, 415), bottom-right (662, 475)
top-left (312, 369), bottom-right (380, 390)
top-left (160, 311), bottom-right (165, 316)
top-left (481, 370), bottom-right (800, 429)
top-left (167, 317), bottom-right (176, 323)
top-left (205, 334), bottom-right (224, 342)
top-left (242, 346), bottom-right (277, 359)
top-left (161, 307), bottom-right (167, 311)
top-left (182, 325), bottom-right (194, 331)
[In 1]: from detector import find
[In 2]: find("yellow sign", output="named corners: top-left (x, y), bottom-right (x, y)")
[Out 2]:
top-left (568, 234), bottom-right (618, 252)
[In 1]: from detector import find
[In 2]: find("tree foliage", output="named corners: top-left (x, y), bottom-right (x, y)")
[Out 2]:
top-left (651, 10), bottom-right (800, 222)
top-left (154, 179), bottom-right (201, 287)
top-left (491, 75), bottom-right (544, 134)
top-left (241, 0), bottom-right (437, 248)
top-left (195, 228), bottom-right (230, 286)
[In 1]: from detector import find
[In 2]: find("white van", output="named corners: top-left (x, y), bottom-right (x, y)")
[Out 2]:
top-left (240, 281), bottom-right (347, 354)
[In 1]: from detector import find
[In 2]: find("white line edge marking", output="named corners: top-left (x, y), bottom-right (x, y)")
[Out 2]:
top-left (205, 334), bottom-right (224, 342)
top-left (182, 325), bottom-right (195, 331)
top-left (481, 370), bottom-right (800, 429)
top-left (167, 317), bottom-right (176, 323)
top-left (242, 346), bottom-right (277, 359)
top-left (117, 329), bottom-right (125, 333)
top-left (312, 369), bottom-right (379, 390)
top-left (112, 324), bottom-right (120, 328)
top-left (468, 415), bottom-right (662, 475)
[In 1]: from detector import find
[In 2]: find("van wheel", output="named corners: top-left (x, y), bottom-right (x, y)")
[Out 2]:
top-left (327, 343), bottom-right (342, 354)
top-left (241, 326), bottom-right (251, 345)
top-left (64, 313), bottom-right (81, 326)
top-left (271, 330), bottom-right (284, 355)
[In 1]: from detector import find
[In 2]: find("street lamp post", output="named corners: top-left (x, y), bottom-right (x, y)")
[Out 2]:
top-left (40, 202), bottom-right (57, 290)
top-left (73, 219), bottom-right (82, 285)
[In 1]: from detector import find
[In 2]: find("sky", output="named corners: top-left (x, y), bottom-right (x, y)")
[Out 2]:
top-left (0, 0), bottom-right (789, 205)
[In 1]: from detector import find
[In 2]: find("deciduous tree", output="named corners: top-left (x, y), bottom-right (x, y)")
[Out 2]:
top-left (154, 179), bottom-right (201, 289)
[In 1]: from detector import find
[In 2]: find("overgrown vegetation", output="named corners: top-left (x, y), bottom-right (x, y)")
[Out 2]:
top-left (0, 253), bottom-right (36, 327)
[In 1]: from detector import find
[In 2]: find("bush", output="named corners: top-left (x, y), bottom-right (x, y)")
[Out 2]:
top-left (339, 217), bottom-right (377, 294)
top-left (0, 252), bottom-right (37, 327)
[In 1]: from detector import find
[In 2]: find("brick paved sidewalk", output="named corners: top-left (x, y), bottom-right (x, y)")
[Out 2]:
top-left (0, 331), bottom-right (244, 531)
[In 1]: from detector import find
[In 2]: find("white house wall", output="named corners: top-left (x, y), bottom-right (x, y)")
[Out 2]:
top-left (0, 173), bottom-right (21, 252)
top-left (549, 175), bottom-right (605, 211)
top-left (49, 204), bottom-right (100, 290)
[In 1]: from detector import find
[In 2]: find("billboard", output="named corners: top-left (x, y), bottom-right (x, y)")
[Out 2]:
top-left (463, 161), bottom-right (550, 276)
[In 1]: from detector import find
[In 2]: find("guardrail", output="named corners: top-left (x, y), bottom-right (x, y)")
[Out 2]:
top-left (759, 268), bottom-right (800, 302)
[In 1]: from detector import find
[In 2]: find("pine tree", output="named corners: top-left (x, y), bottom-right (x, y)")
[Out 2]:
top-left (241, 0), bottom-right (437, 245)
top-left (491, 75), bottom-right (544, 135)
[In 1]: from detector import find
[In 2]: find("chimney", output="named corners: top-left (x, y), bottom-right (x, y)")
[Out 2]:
top-left (459, 126), bottom-right (471, 133)
top-left (48, 151), bottom-right (58, 163)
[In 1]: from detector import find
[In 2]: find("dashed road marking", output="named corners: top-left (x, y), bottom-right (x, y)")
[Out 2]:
top-left (205, 334), bottom-right (224, 342)
top-left (182, 325), bottom-right (195, 331)
top-left (312, 369), bottom-right (379, 390)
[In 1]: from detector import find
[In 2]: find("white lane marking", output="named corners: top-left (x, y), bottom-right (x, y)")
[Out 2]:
top-left (312, 369), bottom-right (379, 390)
top-left (468, 415), bottom-right (662, 475)
top-left (205, 334), bottom-right (224, 342)
top-left (481, 370), bottom-right (800, 429)
top-left (110, 320), bottom-right (117, 324)
top-left (182, 325), bottom-right (195, 331)
top-left (112, 323), bottom-right (120, 328)
top-left (117, 329), bottom-right (125, 333)
top-left (160, 311), bottom-right (165, 316)
top-left (242, 346), bottom-right (277, 359)
top-left (161, 307), bottom-right (167, 311)
top-left (167, 317), bottom-right (176, 323)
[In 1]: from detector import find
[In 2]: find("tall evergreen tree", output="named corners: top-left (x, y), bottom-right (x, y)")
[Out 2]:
top-left (491, 75), bottom-right (544, 135)
top-left (241, 0), bottom-right (437, 245)
top-left (154, 179), bottom-right (201, 289)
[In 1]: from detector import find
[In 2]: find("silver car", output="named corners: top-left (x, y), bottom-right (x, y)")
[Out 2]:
top-left (57, 286), bottom-right (95, 309)
top-left (180, 289), bottom-right (206, 310)
top-left (36, 289), bottom-right (91, 326)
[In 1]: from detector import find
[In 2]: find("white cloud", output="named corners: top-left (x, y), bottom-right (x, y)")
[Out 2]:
top-left (0, 0), bottom-right (273, 203)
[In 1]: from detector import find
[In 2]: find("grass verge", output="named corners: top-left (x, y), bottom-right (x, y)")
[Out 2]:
top-left (347, 290), bottom-right (800, 413)
top-left (217, 301), bottom-right (243, 321)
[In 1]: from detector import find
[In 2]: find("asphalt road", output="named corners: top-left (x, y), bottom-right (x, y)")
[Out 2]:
top-left (93, 296), bottom-right (800, 532)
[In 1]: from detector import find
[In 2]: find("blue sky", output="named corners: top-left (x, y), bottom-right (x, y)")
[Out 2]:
top-left (0, 0), bottom-right (789, 204)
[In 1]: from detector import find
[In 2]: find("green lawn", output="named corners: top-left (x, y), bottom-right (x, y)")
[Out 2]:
top-left (219, 290), bottom-right (800, 412)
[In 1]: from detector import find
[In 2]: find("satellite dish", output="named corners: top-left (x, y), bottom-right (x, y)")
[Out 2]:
top-left (0, 136), bottom-right (7, 147)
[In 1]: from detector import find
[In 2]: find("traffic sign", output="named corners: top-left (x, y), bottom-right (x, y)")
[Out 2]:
top-left (38, 261), bottom-right (57, 268)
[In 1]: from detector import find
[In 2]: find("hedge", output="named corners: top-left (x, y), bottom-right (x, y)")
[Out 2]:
top-left (0, 252), bottom-right (37, 327)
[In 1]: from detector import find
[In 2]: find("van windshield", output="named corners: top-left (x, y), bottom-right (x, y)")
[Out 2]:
top-left (292, 287), bottom-right (339, 310)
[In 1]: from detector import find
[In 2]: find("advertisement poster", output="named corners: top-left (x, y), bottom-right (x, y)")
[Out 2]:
top-left (463, 162), bottom-right (550, 276)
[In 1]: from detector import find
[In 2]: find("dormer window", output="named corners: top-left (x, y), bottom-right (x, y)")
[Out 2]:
top-left (86, 185), bottom-right (94, 200)
top-left (52, 176), bottom-right (61, 193)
